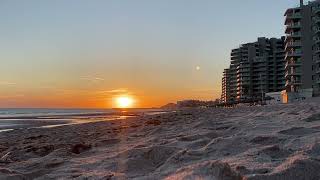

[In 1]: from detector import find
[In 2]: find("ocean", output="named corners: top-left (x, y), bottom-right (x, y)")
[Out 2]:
top-left (0, 108), bottom-right (165, 132)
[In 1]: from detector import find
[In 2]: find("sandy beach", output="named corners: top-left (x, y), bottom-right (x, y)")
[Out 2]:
top-left (1, 99), bottom-right (320, 179)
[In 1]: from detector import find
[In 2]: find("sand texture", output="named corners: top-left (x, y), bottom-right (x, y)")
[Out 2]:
top-left (1, 98), bottom-right (320, 179)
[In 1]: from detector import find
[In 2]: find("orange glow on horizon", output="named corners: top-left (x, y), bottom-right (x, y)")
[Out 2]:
top-left (0, 86), bottom-right (221, 108)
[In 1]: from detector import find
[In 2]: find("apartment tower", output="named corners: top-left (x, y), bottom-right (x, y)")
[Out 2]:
top-left (221, 69), bottom-right (231, 103)
top-left (284, 0), bottom-right (320, 96)
top-left (221, 37), bottom-right (286, 103)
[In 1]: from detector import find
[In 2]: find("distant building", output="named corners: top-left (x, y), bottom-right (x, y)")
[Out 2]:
top-left (176, 100), bottom-right (217, 108)
top-left (221, 69), bottom-right (232, 103)
top-left (221, 37), bottom-right (286, 103)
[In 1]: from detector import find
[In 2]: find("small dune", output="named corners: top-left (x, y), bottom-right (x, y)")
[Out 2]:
top-left (278, 127), bottom-right (319, 135)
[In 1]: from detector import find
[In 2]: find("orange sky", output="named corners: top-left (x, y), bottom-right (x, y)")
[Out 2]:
top-left (0, 84), bottom-right (220, 108)
top-left (0, 58), bottom-right (222, 108)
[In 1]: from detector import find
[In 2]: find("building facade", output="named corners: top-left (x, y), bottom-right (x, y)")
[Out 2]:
top-left (284, 0), bottom-right (320, 96)
top-left (221, 37), bottom-right (286, 103)
top-left (220, 69), bottom-right (231, 103)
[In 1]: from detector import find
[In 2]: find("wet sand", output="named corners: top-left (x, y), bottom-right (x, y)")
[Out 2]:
top-left (0, 110), bottom-right (157, 132)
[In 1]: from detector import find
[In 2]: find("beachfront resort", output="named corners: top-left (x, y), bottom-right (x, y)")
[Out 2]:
top-left (221, 0), bottom-right (320, 105)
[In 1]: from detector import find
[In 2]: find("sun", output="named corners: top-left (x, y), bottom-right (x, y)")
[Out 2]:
top-left (116, 96), bottom-right (134, 108)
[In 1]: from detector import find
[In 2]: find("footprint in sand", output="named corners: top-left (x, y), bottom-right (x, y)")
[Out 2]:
top-left (278, 127), bottom-right (320, 136)
top-left (250, 136), bottom-right (282, 145)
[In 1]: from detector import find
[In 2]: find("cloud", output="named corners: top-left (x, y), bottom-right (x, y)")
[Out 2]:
top-left (80, 76), bottom-right (104, 83)
top-left (0, 94), bottom-right (25, 100)
top-left (96, 89), bottom-right (129, 95)
top-left (105, 89), bottom-right (128, 94)
top-left (0, 81), bottom-right (16, 86)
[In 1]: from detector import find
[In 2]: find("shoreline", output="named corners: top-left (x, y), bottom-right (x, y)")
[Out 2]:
top-left (0, 109), bottom-right (169, 133)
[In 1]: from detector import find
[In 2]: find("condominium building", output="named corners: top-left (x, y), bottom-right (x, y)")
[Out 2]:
top-left (284, 0), bottom-right (320, 96)
top-left (221, 37), bottom-right (286, 103)
top-left (221, 69), bottom-right (230, 103)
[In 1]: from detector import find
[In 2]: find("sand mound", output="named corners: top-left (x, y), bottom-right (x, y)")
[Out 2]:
top-left (157, 149), bottom-right (205, 174)
top-left (178, 132), bottom-right (219, 142)
top-left (70, 143), bottom-right (91, 154)
top-left (247, 155), bottom-right (320, 180)
top-left (278, 127), bottom-right (319, 135)
top-left (0, 168), bottom-right (25, 180)
top-left (249, 136), bottom-right (282, 145)
top-left (115, 146), bottom-right (179, 177)
top-left (306, 142), bottom-right (320, 157)
top-left (164, 160), bottom-right (243, 180)
top-left (1, 155), bottom-right (67, 179)
top-left (51, 170), bottom-right (123, 180)
top-left (25, 144), bottom-right (55, 157)
top-left (94, 138), bottom-right (121, 147)
top-left (145, 120), bottom-right (162, 126)
top-left (257, 145), bottom-right (292, 159)
top-left (304, 113), bottom-right (320, 122)
top-left (184, 138), bottom-right (211, 149)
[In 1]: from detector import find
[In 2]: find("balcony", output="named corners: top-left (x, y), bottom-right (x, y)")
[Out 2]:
top-left (285, 23), bottom-right (301, 34)
top-left (285, 32), bottom-right (301, 42)
top-left (285, 13), bottom-right (302, 25)
top-left (254, 63), bottom-right (266, 68)
top-left (275, 52), bottom-right (284, 58)
top-left (285, 41), bottom-right (302, 51)
top-left (237, 79), bottom-right (250, 84)
top-left (231, 56), bottom-right (240, 60)
top-left (285, 51), bottom-right (302, 60)
top-left (231, 50), bottom-right (240, 56)
top-left (315, 27), bottom-right (320, 34)
top-left (253, 68), bottom-right (267, 73)
top-left (241, 48), bottom-right (249, 53)
top-left (314, 7), bottom-right (320, 14)
top-left (315, 48), bottom-right (320, 54)
top-left (275, 48), bottom-right (284, 53)
top-left (314, 17), bottom-right (320, 24)
top-left (314, 56), bottom-right (320, 63)
top-left (314, 37), bottom-right (320, 44)
top-left (285, 60), bottom-right (302, 69)
top-left (285, 81), bottom-right (302, 87)
top-left (285, 70), bottom-right (302, 77)
top-left (237, 68), bottom-right (250, 73)
top-left (239, 64), bottom-right (250, 68)
top-left (252, 78), bottom-right (262, 81)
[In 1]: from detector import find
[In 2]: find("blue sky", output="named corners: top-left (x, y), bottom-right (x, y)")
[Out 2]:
top-left (0, 0), bottom-right (298, 107)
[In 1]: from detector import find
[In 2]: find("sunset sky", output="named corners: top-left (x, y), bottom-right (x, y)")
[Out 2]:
top-left (0, 0), bottom-right (297, 108)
